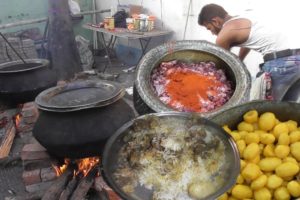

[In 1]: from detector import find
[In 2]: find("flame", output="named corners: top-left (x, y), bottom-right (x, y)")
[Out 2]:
top-left (52, 159), bottom-right (70, 176)
top-left (75, 157), bottom-right (100, 177)
top-left (52, 157), bottom-right (100, 177)
top-left (14, 114), bottom-right (22, 127)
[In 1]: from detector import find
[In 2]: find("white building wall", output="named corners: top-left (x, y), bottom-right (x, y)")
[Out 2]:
top-left (96, 0), bottom-right (300, 79)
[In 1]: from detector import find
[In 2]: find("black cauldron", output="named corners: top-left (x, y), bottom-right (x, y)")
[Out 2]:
top-left (0, 59), bottom-right (57, 105)
top-left (32, 80), bottom-right (135, 159)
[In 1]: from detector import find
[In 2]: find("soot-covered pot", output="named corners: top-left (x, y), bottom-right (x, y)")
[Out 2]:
top-left (0, 59), bottom-right (57, 105)
top-left (134, 40), bottom-right (251, 117)
top-left (33, 80), bottom-right (135, 159)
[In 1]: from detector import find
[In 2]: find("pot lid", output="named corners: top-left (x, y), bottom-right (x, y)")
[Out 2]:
top-left (35, 80), bottom-right (125, 111)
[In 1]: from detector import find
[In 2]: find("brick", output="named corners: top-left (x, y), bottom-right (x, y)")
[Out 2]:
top-left (21, 109), bottom-right (39, 118)
top-left (22, 115), bottom-right (38, 124)
top-left (22, 143), bottom-right (47, 152)
top-left (17, 124), bottom-right (33, 133)
top-left (22, 102), bottom-right (36, 109)
top-left (18, 131), bottom-right (33, 139)
top-left (21, 143), bottom-right (50, 161)
top-left (41, 167), bottom-right (57, 182)
top-left (22, 169), bottom-right (41, 185)
top-left (21, 103), bottom-right (39, 118)
top-left (25, 181), bottom-right (54, 193)
top-left (21, 151), bottom-right (50, 161)
top-left (23, 159), bottom-right (54, 171)
top-left (29, 137), bottom-right (39, 144)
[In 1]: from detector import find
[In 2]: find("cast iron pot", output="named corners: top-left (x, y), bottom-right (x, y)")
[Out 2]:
top-left (134, 40), bottom-right (251, 117)
top-left (0, 59), bottom-right (57, 105)
top-left (210, 100), bottom-right (300, 128)
top-left (33, 98), bottom-right (135, 159)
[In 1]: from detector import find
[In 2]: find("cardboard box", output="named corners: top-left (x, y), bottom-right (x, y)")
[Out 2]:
top-left (129, 4), bottom-right (142, 16)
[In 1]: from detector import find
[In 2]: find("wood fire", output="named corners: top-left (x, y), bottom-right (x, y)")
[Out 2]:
top-left (40, 157), bottom-right (101, 199)
top-left (75, 157), bottom-right (100, 177)
top-left (53, 157), bottom-right (100, 177)
top-left (14, 113), bottom-right (22, 128)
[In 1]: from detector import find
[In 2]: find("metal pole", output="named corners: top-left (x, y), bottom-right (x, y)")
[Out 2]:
top-left (72, 9), bottom-right (111, 17)
top-left (0, 18), bottom-right (47, 30)
top-left (92, 0), bottom-right (98, 50)
top-left (0, 9), bottom-right (111, 30)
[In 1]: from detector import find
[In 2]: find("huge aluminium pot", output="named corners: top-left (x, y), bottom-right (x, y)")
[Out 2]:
top-left (134, 40), bottom-right (251, 117)
top-left (0, 59), bottom-right (57, 105)
top-left (32, 80), bottom-right (135, 159)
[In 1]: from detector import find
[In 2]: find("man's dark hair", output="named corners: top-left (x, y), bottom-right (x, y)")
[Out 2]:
top-left (198, 4), bottom-right (228, 25)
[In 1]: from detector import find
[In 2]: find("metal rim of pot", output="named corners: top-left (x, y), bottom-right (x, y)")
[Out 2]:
top-left (135, 40), bottom-right (251, 117)
top-left (0, 58), bottom-right (50, 73)
top-left (210, 99), bottom-right (300, 126)
top-left (35, 79), bottom-right (126, 112)
top-left (101, 111), bottom-right (241, 200)
top-left (36, 90), bottom-right (126, 112)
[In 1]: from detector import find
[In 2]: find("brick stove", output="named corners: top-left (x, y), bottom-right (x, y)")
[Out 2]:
top-left (1, 101), bottom-right (122, 200)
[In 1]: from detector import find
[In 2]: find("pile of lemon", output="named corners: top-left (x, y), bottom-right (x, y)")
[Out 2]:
top-left (220, 110), bottom-right (300, 200)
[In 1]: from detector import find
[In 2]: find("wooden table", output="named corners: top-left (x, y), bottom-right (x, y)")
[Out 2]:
top-left (83, 24), bottom-right (173, 68)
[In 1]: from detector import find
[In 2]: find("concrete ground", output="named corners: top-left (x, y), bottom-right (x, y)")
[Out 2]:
top-left (93, 55), bottom-right (136, 101)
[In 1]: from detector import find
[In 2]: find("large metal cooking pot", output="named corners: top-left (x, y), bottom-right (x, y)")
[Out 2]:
top-left (33, 80), bottom-right (135, 159)
top-left (134, 40), bottom-right (251, 117)
top-left (101, 112), bottom-right (240, 200)
top-left (0, 59), bottom-right (57, 105)
top-left (210, 100), bottom-right (300, 129)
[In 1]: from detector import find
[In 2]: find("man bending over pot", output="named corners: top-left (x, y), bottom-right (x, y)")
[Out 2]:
top-left (198, 3), bottom-right (300, 100)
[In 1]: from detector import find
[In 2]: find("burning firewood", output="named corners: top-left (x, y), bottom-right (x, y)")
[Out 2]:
top-left (70, 167), bottom-right (98, 200)
top-left (58, 176), bottom-right (78, 200)
top-left (41, 167), bottom-right (73, 200)
top-left (93, 177), bottom-right (109, 200)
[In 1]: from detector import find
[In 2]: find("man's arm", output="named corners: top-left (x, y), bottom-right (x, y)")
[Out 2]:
top-left (239, 47), bottom-right (250, 61)
top-left (216, 18), bottom-right (251, 57)
top-left (216, 33), bottom-right (232, 50)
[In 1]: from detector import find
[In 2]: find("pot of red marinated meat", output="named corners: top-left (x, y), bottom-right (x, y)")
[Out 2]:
top-left (134, 40), bottom-right (251, 117)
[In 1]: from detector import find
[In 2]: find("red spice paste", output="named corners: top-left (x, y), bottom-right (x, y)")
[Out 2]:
top-left (165, 70), bottom-right (222, 112)
top-left (151, 60), bottom-right (233, 113)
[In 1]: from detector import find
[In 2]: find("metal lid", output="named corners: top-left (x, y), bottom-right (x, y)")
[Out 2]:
top-left (35, 80), bottom-right (125, 111)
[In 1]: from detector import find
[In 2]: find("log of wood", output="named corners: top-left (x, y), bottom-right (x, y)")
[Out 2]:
top-left (93, 183), bottom-right (109, 200)
top-left (0, 122), bottom-right (16, 159)
top-left (59, 176), bottom-right (78, 200)
top-left (41, 168), bottom-right (73, 200)
top-left (70, 168), bottom-right (98, 200)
